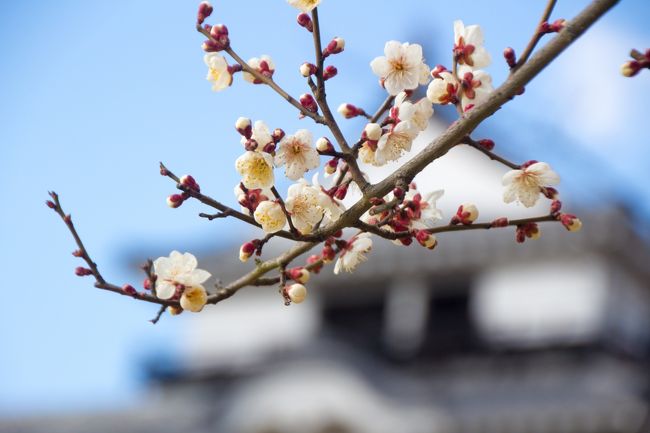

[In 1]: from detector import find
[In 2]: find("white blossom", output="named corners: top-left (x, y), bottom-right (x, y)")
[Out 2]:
top-left (334, 233), bottom-right (373, 274)
top-left (204, 53), bottom-right (232, 92)
top-left (275, 129), bottom-right (320, 180)
top-left (235, 150), bottom-right (275, 189)
top-left (370, 41), bottom-right (429, 95)
top-left (375, 121), bottom-right (419, 165)
top-left (285, 180), bottom-right (323, 234)
top-left (312, 173), bottom-right (345, 224)
top-left (287, 0), bottom-right (321, 13)
top-left (180, 285), bottom-right (208, 312)
top-left (153, 251), bottom-right (211, 300)
top-left (502, 162), bottom-right (560, 207)
top-left (426, 71), bottom-right (459, 105)
top-left (240, 120), bottom-right (273, 150)
top-left (393, 92), bottom-right (433, 131)
top-left (407, 188), bottom-right (444, 229)
top-left (254, 200), bottom-right (287, 233)
top-left (242, 55), bottom-right (275, 83)
top-left (453, 20), bottom-right (491, 69)
top-left (458, 66), bottom-right (493, 111)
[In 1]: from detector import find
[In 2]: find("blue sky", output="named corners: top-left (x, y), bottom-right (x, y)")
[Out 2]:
top-left (1, 0), bottom-right (649, 417)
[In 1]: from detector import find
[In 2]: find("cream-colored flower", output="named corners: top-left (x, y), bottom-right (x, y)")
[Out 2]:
top-left (312, 173), bottom-right (345, 224)
top-left (287, 0), bottom-right (321, 13)
top-left (253, 200), bottom-right (287, 233)
top-left (235, 150), bottom-right (275, 189)
top-left (393, 92), bottom-right (433, 131)
top-left (503, 162), bottom-right (560, 207)
top-left (334, 233), bottom-right (373, 274)
top-left (153, 251), bottom-right (211, 300)
top-left (204, 53), bottom-right (232, 92)
top-left (453, 20), bottom-right (491, 69)
top-left (275, 129), bottom-right (320, 180)
top-left (285, 180), bottom-right (323, 234)
top-left (180, 285), bottom-right (208, 312)
top-left (375, 121), bottom-right (419, 165)
top-left (458, 66), bottom-right (493, 111)
top-left (370, 41), bottom-right (428, 95)
top-left (426, 71), bottom-right (459, 105)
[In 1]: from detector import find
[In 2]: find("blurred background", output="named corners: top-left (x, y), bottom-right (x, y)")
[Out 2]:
top-left (1, 0), bottom-right (650, 432)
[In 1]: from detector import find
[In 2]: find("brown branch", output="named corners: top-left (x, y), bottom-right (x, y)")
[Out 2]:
top-left (271, 186), bottom-right (299, 234)
top-left (512, 0), bottom-right (558, 71)
top-left (197, 25), bottom-right (328, 125)
top-left (462, 137), bottom-right (520, 169)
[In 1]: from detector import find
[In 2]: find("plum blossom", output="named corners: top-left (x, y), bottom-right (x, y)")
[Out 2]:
top-left (426, 71), bottom-right (460, 105)
top-left (243, 55), bottom-right (275, 83)
top-left (254, 200), bottom-right (287, 233)
top-left (204, 53), bottom-right (232, 91)
top-left (370, 41), bottom-right (430, 95)
top-left (275, 129), bottom-right (320, 180)
top-left (502, 162), bottom-right (560, 207)
top-left (374, 121), bottom-right (419, 165)
top-left (405, 188), bottom-right (444, 229)
top-left (235, 150), bottom-right (275, 189)
top-left (334, 233), bottom-right (373, 274)
top-left (180, 285), bottom-right (208, 312)
top-left (287, 0), bottom-right (321, 13)
top-left (453, 20), bottom-right (491, 69)
top-left (458, 66), bottom-right (493, 111)
top-left (153, 251), bottom-right (211, 303)
top-left (240, 120), bottom-right (274, 150)
top-left (312, 173), bottom-right (345, 224)
top-left (285, 180), bottom-right (323, 234)
top-left (392, 92), bottom-right (434, 131)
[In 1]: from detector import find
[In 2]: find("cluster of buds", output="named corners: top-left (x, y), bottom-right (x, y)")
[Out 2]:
top-left (167, 175), bottom-right (201, 208)
top-left (337, 103), bottom-right (367, 119)
top-left (621, 49), bottom-right (650, 77)
top-left (323, 37), bottom-right (345, 57)
top-left (450, 203), bottom-right (479, 225)
top-left (516, 223), bottom-right (541, 243)
top-left (539, 19), bottom-right (566, 34)
top-left (236, 183), bottom-right (270, 215)
top-left (203, 24), bottom-right (230, 52)
top-left (296, 13), bottom-right (313, 32)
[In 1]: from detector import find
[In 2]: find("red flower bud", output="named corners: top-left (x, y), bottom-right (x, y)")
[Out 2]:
top-left (296, 13), bottom-right (313, 32)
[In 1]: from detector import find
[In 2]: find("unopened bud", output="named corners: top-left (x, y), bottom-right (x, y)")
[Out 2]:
top-left (287, 267), bottom-right (310, 284)
top-left (197, 1), bottom-right (213, 25)
top-left (415, 230), bottom-right (437, 249)
top-left (430, 64), bottom-right (448, 79)
top-left (300, 93), bottom-right (318, 113)
top-left (75, 266), bottom-right (93, 276)
top-left (239, 241), bottom-right (256, 262)
top-left (167, 194), bottom-right (185, 208)
top-left (316, 137), bottom-right (334, 153)
top-left (550, 199), bottom-right (562, 214)
top-left (122, 284), bottom-right (137, 295)
top-left (296, 13), bottom-right (313, 32)
top-left (300, 62), bottom-right (318, 77)
top-left (169, 305), bottom-right (183, 316)
top-left (503, 47), bottom-right (516, 68)
top-left (334, 184), bottom-right (348, 200)
top-left (542, 187), bottom-right (559, 200)
top-left (363, 123), bottom-right (382, 142)
top-left (478, 138), bottom-right (495, 151)
top-left (209, 23), bottom-right (230, 49)
top-left (46, 200), bottom-right (56, 209)
top-left (322, 245), bottom-right (336, 262)
top-left (180, 175), bottom-right (200, 192)
top-left (399, 236), bottom-right (413, 246)
top-left (491, 217), bottom-right (509, 228)
top-left (284, 283), bottom-right (307, 304)
top-left (621, 60), bottom-right (641, 77)
top-left (560, 214), bottom-right (582, 232)
top-left (324, 37), bottom-right (345, 57)
top-left (527, 224), bottom-right (541, 240)
top-left (337, 103), bottom-right (364, 119)
top-left (72, 249), bottom-right (83, 257)
top-left (452, 203), bottom-right (479, 225)
top-left (392, 187), bottom-right (404, 199)
top-left (143, 278), bottom-right (152, 290)
top-left (306, 255), bottom-right (323, 273)
top-left (323, 65), bottom-right (338, 80)
top-left (325, 158), bottom-right (338, 175)
top-left (235, 117), bottom-right (252, 138)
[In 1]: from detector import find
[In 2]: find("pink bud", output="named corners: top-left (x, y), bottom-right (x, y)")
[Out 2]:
top-left (337, 103), bottom-right (364, 119)
top-left (316, 137), bottom-right (334, 153)
top-left (143, 278), bottom-right (152, 290)
top-left (306, 255), bottom-right (323, 273)
top-left (287, 267), bottom-right (310, 284)
top-left (300, 93), bottom-right (318, 113)
top-left (296, 13), bottom-right (313, 32)
top-left (167, 194), bottom-right (184, 208)
top-left (46, 200), bottom-right (56, 209)
top-left (180, 175), bottom-right (200, 192)
top-left (323, 65), bottom-right (338, 80)
top-left (550, 199), bottom-right (562, 214)
top-left (272, 128), bottom-right (285, 143)
top-left (75, 267), bottom-right (93, 277)
top-left (431, 64), bottom-right (448, 79)
top-left (560, 213), bottom-right (582, 232)
top-left (323, 37), bottom-right (345, 57)
top-left (398, 236), bottom-right (413, 246)
top-left (209, 24), bottom-right (230, 50)
top-left (122, 284), bottom-right (137, 295)
top-left (478, 139), bottom-right (495, 151)
top-left (300, 62), bottom-right (318, 77)
top-left (452, 203), bottom-right (479, 225)
top-left (239, 241), bottom-right (256, 262)
top-left (72, 249), bottom-right (83, 257)
top-left (415, 230), bottom-right (437, 249)
top-left (542, 187), bottom-right (559, 200)
top-left (197, 1), bottom-right (213, 25)
top-left (334, 184), bottom-right (348, 200)
top-left (235, 117), bottom-right (252, 138)
top-left (322, 245), bottom-right (336, 262)
top-left (503, 47), bottom-right (516, 68)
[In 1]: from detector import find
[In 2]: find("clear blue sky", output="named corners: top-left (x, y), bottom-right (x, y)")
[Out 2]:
top-left (1, 0), bottom-right (649, 416)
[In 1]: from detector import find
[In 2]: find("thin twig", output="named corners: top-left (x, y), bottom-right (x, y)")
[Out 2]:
top-left (462, 137), bottom-right (520, 169)
top-left (512, 0), bottom-right (558, 71)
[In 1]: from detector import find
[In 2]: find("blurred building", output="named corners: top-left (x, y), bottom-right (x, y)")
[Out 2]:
top-left (5, 127), bottom-right (650, 433)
